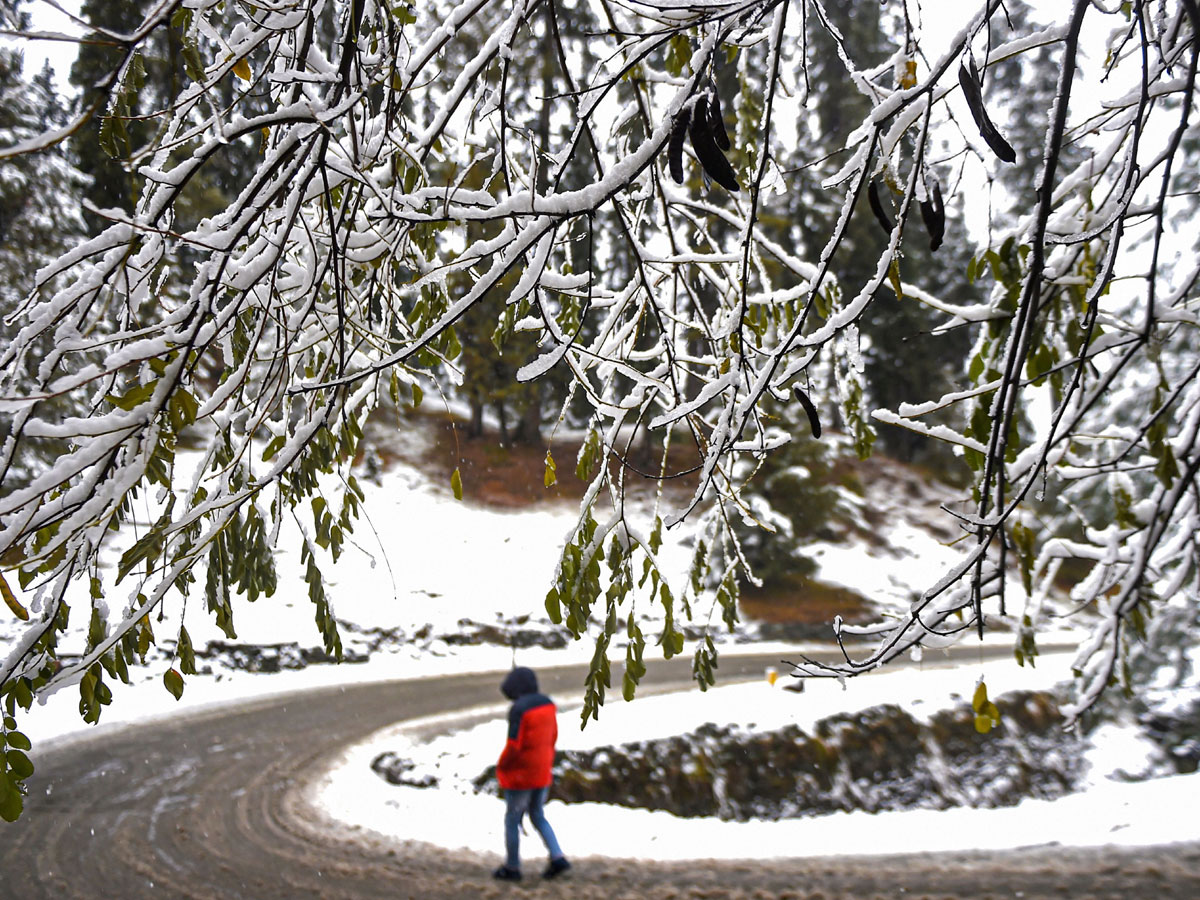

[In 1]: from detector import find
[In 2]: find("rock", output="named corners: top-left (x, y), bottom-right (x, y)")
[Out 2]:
top-left (371, 752), bottom-right (439, 788)
top-left (536, 689), bottom-right (1086, 821)
top-left (201, 640), bottom-right (367, 672)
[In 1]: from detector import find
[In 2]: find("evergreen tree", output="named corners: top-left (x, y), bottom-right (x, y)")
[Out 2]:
top-left (69, 0), bottom-right (265, 233)
top-left (792, 0), bottom-right (977, 465)
top-left (69, 0), bottom-right (161, 223)
top-left (0, 51), bottom-right (88, 492)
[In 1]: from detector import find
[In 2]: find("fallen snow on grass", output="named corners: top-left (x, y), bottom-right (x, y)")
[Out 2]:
top-left (309, 650), bottom-right (1200, 862)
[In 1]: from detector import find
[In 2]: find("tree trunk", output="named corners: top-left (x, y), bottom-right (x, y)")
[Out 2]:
top-left (468, 397), bottom-right (484, 439)
top-left (496, 401), bottom-right (509, 446)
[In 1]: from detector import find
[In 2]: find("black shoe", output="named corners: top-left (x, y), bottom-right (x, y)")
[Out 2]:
top-left (493, 865), bottom-right (522, 881)
top-left (542, 857), bottom-right (571, 880)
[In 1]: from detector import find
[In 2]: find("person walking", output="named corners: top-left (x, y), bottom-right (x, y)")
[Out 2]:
top-left (492, 666), bottom-right (571, 882)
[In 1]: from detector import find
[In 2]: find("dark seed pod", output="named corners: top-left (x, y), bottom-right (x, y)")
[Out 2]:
top-left (793, 385), bottom-right (822, 439)
top-left (868, 181), bottom-right (893, 236)
top-left (958, 59), bottom-right (1016, 164)
top-left (689, 102), bottom-right (739, 192)
top-left (919, 178), bottom-right (945, 251)
top-left (708, 90), bottom-right (731, 152)
top-left (668, 107), bottom-right (691, 185)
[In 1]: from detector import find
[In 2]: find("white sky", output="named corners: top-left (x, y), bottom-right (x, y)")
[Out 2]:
top-left (11, 0), bottom-right (82, 91)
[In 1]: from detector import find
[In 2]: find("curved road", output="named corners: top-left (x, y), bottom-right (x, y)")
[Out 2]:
top-left (3, 651), bottom-right (1199, 899)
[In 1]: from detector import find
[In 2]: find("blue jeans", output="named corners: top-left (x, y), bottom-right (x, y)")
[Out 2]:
top-left (503, 786), bottom-right (564, 870)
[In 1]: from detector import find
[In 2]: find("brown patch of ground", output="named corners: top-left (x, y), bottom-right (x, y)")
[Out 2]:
top-left (739, 577), bottom-right (873, 626)
top-left (369, 407), bottom-right (703, 509)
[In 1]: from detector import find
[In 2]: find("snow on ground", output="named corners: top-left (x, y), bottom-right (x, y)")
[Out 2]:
top-left (7, 440), bottom-right (984, 728)
top-left (5, 443), bottom-right (1197, 863)
top-left (310, 649), bottom-right (1200, 861)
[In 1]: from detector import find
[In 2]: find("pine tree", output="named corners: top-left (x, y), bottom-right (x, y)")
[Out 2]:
top-left (791, 0), bottom-right (977, 465)
top-left (0, 51), bottom-right (88, 491)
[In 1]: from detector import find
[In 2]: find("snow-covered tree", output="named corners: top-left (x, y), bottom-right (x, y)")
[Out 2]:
top-left (2, 0), bottom-right (1200, 819)
top-left (0, 48), bottom-right (88, 490)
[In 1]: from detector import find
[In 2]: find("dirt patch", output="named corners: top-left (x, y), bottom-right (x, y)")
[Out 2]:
top-left (739, 577), bottom-right (873, 628)
top-left (365, 407), bottom-right (705, 509)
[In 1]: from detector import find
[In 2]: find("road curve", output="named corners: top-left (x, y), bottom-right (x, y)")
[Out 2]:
top-left (3, 650), bottom-right (1199, 900)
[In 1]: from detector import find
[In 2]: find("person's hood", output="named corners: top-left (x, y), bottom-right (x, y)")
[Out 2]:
top-left (501, 666), bottom-right (539, 700)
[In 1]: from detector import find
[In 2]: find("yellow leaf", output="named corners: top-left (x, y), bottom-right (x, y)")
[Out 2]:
top-left (899, 59), bottom-right (918, 90)
top-left (544, 450), bottom-right (557, 489)
top-left (971, 678), bottom-right (1002, 733)
top-left (1, 571), bottom-right (28, 621)
top-left (887, 258), bottom-right (903, 301)
top-left (971, 678), bottom-right (989, 712)
top-left (451, 467), bottom-right (463, 501)
top-left (232, 57), bottom-right (252, 81)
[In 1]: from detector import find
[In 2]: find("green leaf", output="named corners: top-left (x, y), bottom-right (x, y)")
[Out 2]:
top-left (544, 588), bottom-right (562, 624)
top-left (178, 626), bottom-right (197, 675)
top-left (444, 325), bottom-right (462, 360)
top-left (622, 671), bottom-right (637, 702)
top-left (127, 52), bottom-right (146, 93)
top-left (163, 668), bottom-right (185, 701)
top-left (1010, 522), bottom-right (1036, 595)
top-left (544, 450), bottom-right (557, 488)
top-left (1154, 443), bottom-right (1180, 487)
top-left (262, 434), bottom-right (286, 462)
top-left (451, 467), bottom-right (463, 501)
top-left (182, 38), bottom-right (205, 82)
top-left (6, 749), bottom-right (33, 780)
top-left (98, 115), bottom-right (120, 158)
top-left (0, 775), bottom-right (23, 822)
top-left (107, 380), bottom-right (155, 411)
top-left (13, 679), bottom-right (32, 711)
top-left (665, 33), bottom-right (691, 77)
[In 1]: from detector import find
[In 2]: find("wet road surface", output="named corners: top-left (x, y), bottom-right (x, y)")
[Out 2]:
top-left (3, 650), bottom-right (1198, 899)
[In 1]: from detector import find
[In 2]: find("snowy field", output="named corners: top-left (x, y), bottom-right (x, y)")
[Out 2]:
top-left (5, 439), bottom-right (981, 732)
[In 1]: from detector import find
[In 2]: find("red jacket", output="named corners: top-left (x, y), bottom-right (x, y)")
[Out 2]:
top-left (496, 667), bottom-right (557, 790)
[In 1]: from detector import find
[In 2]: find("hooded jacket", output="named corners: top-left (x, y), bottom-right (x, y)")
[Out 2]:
top-left (496, 667), bottom-right (557, 790)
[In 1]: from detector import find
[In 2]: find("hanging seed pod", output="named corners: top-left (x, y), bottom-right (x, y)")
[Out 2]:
top-left (689, 102), bottom-right (739, 192)
top-left (708, 90), bottom-right (731, 152)
top-left (793, 385), bottom-right (822, 439)
top-left (868, 181), bottom-right (893, 236)
top-left (667, 107), bottom-right (691, 185)
top-left (958, 58), bottom-right (1016, 163)
top-left (920, 178), bottom-right (945, 251)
